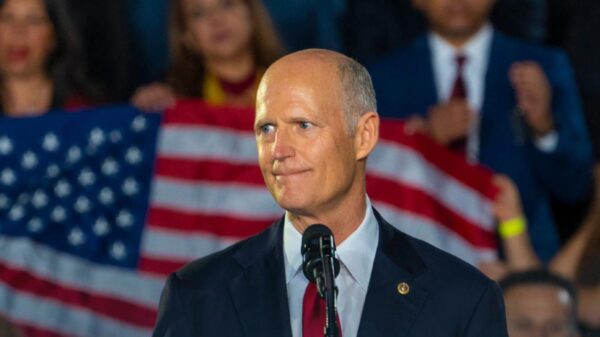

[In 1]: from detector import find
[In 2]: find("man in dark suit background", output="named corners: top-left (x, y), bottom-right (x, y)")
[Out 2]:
top-left (368, 0), bottom-right (593, 263)
top-left (152, 49), bottom-right (508, 337)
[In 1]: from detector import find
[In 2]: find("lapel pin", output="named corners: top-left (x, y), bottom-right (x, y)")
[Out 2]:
top-left (397, 282), bottom-right (410, 295)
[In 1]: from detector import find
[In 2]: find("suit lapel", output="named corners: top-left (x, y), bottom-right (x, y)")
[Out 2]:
top-left (357, 211), bottom-right (429, 337)
top-left (229, 219), bottom-right (293, 337)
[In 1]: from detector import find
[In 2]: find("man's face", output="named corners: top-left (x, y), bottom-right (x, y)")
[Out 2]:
top-left (504, 284), bottom-right (578, 337)
top-left (413, 0), bottom-right (494, 39)
top-left (255, 59), bottom-right (360, 217)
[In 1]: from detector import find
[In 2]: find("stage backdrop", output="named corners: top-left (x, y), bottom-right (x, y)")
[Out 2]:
top-left (0, 100), bottom-right (498, 337)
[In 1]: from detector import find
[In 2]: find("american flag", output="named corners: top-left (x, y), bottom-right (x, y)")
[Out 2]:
top-left (0, 101), bottom-right (498, 337)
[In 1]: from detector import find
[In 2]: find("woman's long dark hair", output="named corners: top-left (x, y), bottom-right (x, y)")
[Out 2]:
top-left (0, 0), bottom-right (101, 112)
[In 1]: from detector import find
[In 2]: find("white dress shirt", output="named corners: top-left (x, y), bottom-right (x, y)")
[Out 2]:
top-left (429, 24), bottom-right (557, 159)
top-left (283, 197), bottom-right (379, 337)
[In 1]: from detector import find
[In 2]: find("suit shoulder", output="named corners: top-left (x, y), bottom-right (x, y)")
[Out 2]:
top-left (499, 32), bottom-right (567, 62)
top-left (174, 223), bottom-right (278, 287)
top-left (403, 232), bottom-right (493, 289)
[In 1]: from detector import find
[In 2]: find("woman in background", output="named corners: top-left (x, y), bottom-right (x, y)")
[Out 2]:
top-left (0, 0), bottom-right (100, 117)
top-left (132, 0), bottom-right (284, 110)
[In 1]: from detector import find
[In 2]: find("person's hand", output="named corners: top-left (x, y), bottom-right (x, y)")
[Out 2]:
top-left (404, 115), bottom-right (428, 135)
top-left (478, 260), bottom-right (509, 281)
top-left (425, 100), bottom-right (474, 144)
top-left (131, 82), bottom-right (176, 112)
top-left (492, 175), bottom-right (523, 222)
top-left (509, 62), bottom-right (554, 136)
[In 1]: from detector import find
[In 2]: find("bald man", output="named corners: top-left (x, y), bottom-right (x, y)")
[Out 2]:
top-left (152, 49), bottom-right (508, 337)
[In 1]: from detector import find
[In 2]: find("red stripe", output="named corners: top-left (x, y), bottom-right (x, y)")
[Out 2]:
top-left (155, 157), bottom-right (265, 185)
top-left (0, 263), bottom-right (157, 328)
top-left (163, 100), bottom-right (255, 132)
top-left (138, 257), bottom-right (188, 276)
top-left (378, 120), bottom-right (498, 199)
top-left (367, 175), bottom-right (497, 248)
top-left (14, 321), bottom-right (72, 337)
top-left (147, 206), bottom-right (275, 238)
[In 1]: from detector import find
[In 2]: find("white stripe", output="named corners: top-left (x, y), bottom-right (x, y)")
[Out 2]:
top-left (158, 126), bottom-right (257, 162)
top-left (369, 140), bottom-right (495, 231)
top-left (142, 227), bottom-right (236, 261)
top-left (0, 285), bottom-right (152, 337)
top-left (0, 236), bottom-right (163, 308)
top-left (373, 201), bottom-right (497, 266)
top-left (150, 177), bottom-right (282, 218)
top-left (158, 127), bottom-right (494, 231)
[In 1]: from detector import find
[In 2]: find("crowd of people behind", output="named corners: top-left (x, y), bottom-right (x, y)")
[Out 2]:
top-left (0, 0), bottom-right (598, 336)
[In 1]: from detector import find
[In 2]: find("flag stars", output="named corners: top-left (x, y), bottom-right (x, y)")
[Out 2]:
top-left (74, 196), bottom-right (91, 213)
top-left (51, 206), bottom-right (67, 222)
top-left (21, 151), bottom-right (38, 170)
top-left (42, 133), bottom-right (60, 152)
top-left (32, 190), bottom-right (49, 209)
top-left (46, 164), bottom-right (60, 178)
top-left (0, 194), bottom-right (9, 209)
top-left (125, 147), bottom-right (142, 165)
top-left (98, 187), bottom-right (115, 205)
top-left (101, 157), bottom-right (119, 176)
top-left (54, 179), bottom-right (71, 198)
top-left (89, 128), bottom-right (105, 146)
top-left (0, 136), bottom-right (13, 155)
top-left (110, 130), bottom-right (122, 143)
top-left (131, 115), bottom-right (147, 132)
top-left (78, 168), bottom-right (96, 186)
top-left (1, 168), bottom-right (16, 186)
top-left (27, 218), bottom-right (43, 233)
top-left (68, 227), bottom-right (86, 246)
top-left (116, 210), bottom-right (134, 228)
top-left (17, 193), bottom-right (30, 205)
top-left (93, 218), bottom-right (110, 236)
top-left (8, 205), bottom-right (24, 221)
top-left (110, 241), bottom-right (127, 260)
top-left (66, 146), bottom-right (82, 164)
top-left (122, 178), bottom-right (139, 196)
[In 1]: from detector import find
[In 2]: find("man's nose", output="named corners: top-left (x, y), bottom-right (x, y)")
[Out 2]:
top-left (271, 129), bottom-right (294, 160)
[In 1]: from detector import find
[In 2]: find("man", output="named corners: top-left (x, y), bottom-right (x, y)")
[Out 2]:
top-left (152, 49), bottom-right (508, 337)
top-left (368, 0), bottom-right (593, 262)
top-left (500, 270), bottom-right (580, 337)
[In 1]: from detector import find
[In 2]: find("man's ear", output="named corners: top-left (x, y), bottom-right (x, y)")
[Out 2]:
top-left (354, 112), bottom-right (380, 161)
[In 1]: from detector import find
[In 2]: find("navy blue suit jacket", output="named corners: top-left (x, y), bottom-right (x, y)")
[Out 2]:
top-left (368, 31), bottom-right (594, 261)
top-left (152, 210), bottom-right (508, 337)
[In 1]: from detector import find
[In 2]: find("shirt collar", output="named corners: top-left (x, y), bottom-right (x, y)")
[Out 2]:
top-left (283, 197), bottom-right (379, 292)
top-left (429, 23), bottom-right (493, 69)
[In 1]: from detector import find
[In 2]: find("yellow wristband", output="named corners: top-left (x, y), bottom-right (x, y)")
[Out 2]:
top-left (499, 216), bottom-right (527, 239)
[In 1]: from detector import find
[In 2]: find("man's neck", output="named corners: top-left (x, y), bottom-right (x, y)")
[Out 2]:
top-left (205, 50), bottom-right (256, 83)
top-left (287, 192), bottom-right (367, 246)
top-left (431, 24), bottom-right (488, 49)
top-left (3, 74), bottom-right (52, 117)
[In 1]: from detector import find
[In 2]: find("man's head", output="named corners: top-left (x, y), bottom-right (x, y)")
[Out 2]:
top-left (254, 49), bottom-right (379, 218)
top-left (412, 0), bottom-right (494, 42)
top-left (500, 270), bottom-right (580, 337)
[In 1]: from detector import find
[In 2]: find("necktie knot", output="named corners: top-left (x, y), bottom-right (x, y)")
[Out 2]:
top-left (455, 54), bottom-right (467, 71)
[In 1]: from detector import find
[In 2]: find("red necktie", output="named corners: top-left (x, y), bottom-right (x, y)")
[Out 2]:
top-left (450, 54), bottom-right (468, 99)
top-left (302, 282), bottom-right (342, 337)
top-left (449, 54), bottom-right (468, 155)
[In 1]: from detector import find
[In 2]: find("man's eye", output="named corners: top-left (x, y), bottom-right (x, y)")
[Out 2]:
top-left (259, 124), bottom-right (274, 134)
top-left (299, 121), bottom-right (313, 129)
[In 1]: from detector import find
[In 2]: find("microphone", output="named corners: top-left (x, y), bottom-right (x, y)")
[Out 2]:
top-left (301, 224), bottom-right (341, 337)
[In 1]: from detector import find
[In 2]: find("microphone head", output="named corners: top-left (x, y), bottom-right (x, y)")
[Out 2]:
top-left (301, 224), bottom-right (340, 283)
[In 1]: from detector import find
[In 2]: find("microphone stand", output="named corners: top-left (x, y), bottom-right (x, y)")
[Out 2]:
top-left (319, 235), bottom-right (340, 337)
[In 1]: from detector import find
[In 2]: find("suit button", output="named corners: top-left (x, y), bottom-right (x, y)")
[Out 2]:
top-left (397, 282), bottom-right (410, 295)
